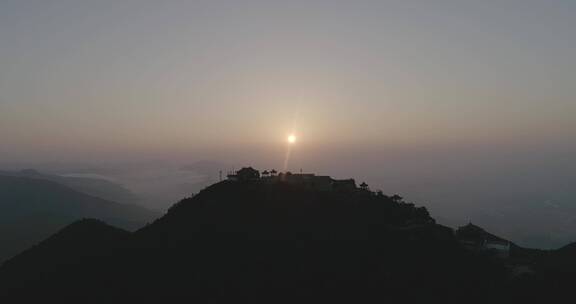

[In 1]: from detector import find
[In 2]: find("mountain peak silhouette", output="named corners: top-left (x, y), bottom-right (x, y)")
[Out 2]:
top-left (0, 177), bottom-right (573, 300)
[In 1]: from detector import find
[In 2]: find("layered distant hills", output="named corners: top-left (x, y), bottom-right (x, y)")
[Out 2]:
top-left (0, 173), bottom-right (159, 263)
top-left (0, 169), bottom-right (140, 205)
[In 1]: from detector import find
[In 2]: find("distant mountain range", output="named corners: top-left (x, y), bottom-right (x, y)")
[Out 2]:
top-left (0, 173), bottom-right (160, 263)
top-left (0, 169), bottom-right (140, 205)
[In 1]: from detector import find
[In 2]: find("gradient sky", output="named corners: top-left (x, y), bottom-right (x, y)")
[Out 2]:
top-left (1, 0), bottom-right (576, 247)
top-left (1, 0), bottom-right (574, 163)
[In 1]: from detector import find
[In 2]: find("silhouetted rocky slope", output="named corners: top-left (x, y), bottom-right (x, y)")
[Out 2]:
top-left (0, 180), bottom-right (568, 301)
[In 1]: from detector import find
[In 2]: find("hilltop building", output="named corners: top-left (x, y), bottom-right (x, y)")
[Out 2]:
top-left (332, 179), bottom-right (357, 192)
top-left (227, 167), bottom-right (260, 181)
top-left (274, 172), bottom-right (334, 191)
top-left (456, 223), bottom-right (511, 258)
top-left (227, 167), bottom-right (357, 192)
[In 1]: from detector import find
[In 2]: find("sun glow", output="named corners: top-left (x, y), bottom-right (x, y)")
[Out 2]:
top-left (287, 134), bottom-right (297, 144)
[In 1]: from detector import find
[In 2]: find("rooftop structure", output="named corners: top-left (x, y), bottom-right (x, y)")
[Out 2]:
top-left (456, 223), bottom-right (511, 258)
top-left (227, 167), bottom-right (357, 192)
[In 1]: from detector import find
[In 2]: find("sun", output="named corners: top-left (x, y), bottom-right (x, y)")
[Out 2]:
top-left (287, 134), bottom-right (297, 144)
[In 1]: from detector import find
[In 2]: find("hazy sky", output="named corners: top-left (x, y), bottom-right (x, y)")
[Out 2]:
top-left (1, 0), bottom-right (575, 247)
top-left (1, 0), bottom-right (574, 164)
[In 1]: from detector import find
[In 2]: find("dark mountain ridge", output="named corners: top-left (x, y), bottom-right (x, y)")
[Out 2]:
top-left (0, 176), bottom-right (574, 301)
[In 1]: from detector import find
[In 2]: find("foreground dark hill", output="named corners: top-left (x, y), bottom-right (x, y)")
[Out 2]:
top-left (0, 180), bottom-right (511, 301)
top-left (139, 180), bottom-right (437, 240)
top-left (1, 219), bottom-right (129, 283)
top-left (0, 175), bottom-right (159, 263)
